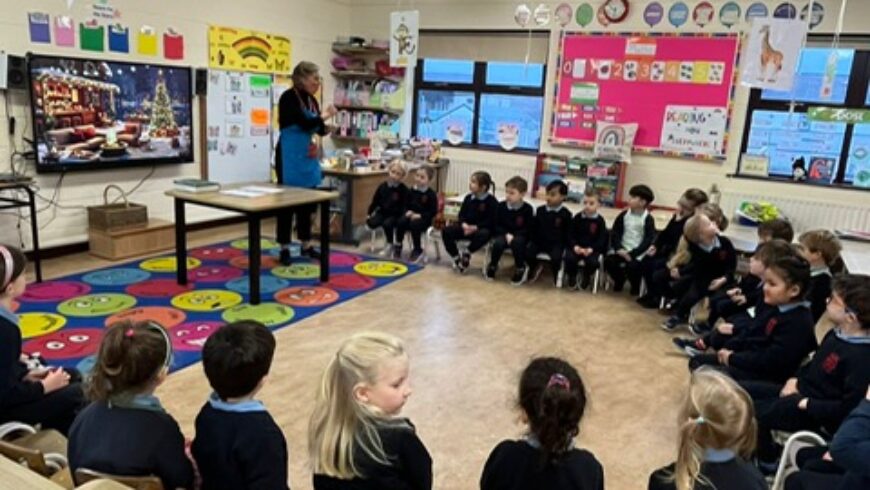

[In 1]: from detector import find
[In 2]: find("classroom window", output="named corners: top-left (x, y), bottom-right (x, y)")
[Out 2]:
top-left (413, 57), bottom-right (547, 152)
top-left (739, 38), bottom-right (870, 188)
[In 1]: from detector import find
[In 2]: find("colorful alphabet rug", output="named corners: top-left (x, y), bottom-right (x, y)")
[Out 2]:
top-left (13, 239), bottom-right (421, 375)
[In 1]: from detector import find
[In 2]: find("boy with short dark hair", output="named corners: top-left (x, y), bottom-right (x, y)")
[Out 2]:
top-left (486, 176), bottom-right (534, 285)
top-left (526, 180), bottom-right (571, 286)
top-left (758, 218), bottom-right (795, 243)
top-left (603, 184), bottom-right (656, 295)
top-left (192, 321), bottom-right (289, 490)
top-left (798, 229), bottom-right (843, 322)
top-left (564, 190), bottom-right (608, 290)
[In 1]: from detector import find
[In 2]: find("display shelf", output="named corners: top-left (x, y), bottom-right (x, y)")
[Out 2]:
top-left (334, 104), bottom-right (403, 116)
top-left (331, 44), bottom-right (389, 56)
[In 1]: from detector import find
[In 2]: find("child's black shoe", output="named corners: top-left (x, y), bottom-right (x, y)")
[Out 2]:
top-left (511, 267), bottom-right (528, 286)
top-left (661, 315), bottom-right (684, 332)
top-left (483, 265), bottom-right (496, 281)
top-left (279, 248), bottom-right (292, 266)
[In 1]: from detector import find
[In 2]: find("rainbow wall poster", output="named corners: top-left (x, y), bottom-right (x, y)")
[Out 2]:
top-left (208, 25), bottom-right (291, 74)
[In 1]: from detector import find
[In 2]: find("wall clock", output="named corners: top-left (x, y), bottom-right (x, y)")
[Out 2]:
top-left (601, 0), bottom-right (630, 24)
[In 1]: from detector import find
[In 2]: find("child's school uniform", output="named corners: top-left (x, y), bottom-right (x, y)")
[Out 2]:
top-left (480, 437), bottom-right (604, 490)
top-left (312, 418), bottom-right (432, 490)
top-left (396, 185), bottom-right (438, 253)
top-left (192, 394), bottom-right (289, 490)
top-left (705, 274), bottom-right (763, 327)
top-left (807, 266), bottom-right (833, 323)
top-left (442, 192), bottom-right (498, 258)
top-left (68, 395), bottom-right (194, 490)
top-left (670, 235), bottom-right (737, 320)
top-left (604, 209), bottom-right (656, 293)
top-left (366, 181), bottom-right (408, 245)
top-left (564, 211), bottom-right (608, 283)
top-left (489, 200), bottom-right (535, 271)
top-left (640, 214), bottom-right (687, 301)
top-left (739, 327), bottom-right (870, 463)
top-left (0, 306), bottom-right (84, 435)
top-left (526, 205), bottom-right (572, 281)
top-left (648, 449), bottom-right (766, 490)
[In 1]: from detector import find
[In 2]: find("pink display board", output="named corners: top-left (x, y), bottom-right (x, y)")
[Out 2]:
top-left (550, 32), bottom-right (740, 160)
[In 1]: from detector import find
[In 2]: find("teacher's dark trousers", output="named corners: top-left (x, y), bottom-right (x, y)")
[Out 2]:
top-left (274, 146), bottom-right (314, 244)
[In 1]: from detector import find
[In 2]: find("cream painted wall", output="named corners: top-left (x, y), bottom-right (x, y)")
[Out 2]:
top-left (0, 0), bottom-right (351, 249)
top-left (351, 0), bottom-right (870, 211)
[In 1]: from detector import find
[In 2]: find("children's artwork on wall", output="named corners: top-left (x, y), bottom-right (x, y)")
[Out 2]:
top-left (498, 123), bottom-right (520, 151)
top-left (108, 24), bottom-right (129, 53)
top-left (533, 3), bottom-right (551, 27)
top-left (137, 25), bottom-right (158, 56)
top-left (719, 2), bottom-right (741, 29)
top-left (390, 11), bottom-right (419, 68)
top-left (514, 4), bottom-right (531, 28)
top-left (668, 2), bottom-right (690, 28)
top-left (163, 28), bottom-right (184, 60)
top-left (660, 106), bottom-right (728, 156)
top-left (54, 16), bottom-right (75, 47)
top-left (693, 2), bottom-right (715, 28)
top-left (575, 3), bottom-right (594, 27)
top-left (773, 2), bottom-right (798, 19)
top-left (28, 13), bottom-right (51, 44)
top-left (208, 25), bottom-right (292, 74)
top-left (746, 2), bottom-right (769, 21)
top-left (79, 20), bottom-right (104, 52)
top-left (594, 121), bottom-right (637, 163)
top-left (555, 3), bottom-right (572, 27)
top-left (801, 3), bottom-right (824, 30)
top-left (643, 3), bottom-right (664, 28)
top-left (740, 18), bottom-right (807, 91)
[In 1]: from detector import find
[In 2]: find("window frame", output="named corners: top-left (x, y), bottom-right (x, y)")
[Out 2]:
top-left (412, 59), bottom-right (547, 154)
top-left (737, 35), bottom-right (870, 191)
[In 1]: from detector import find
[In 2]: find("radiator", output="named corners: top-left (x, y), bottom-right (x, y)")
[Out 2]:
top-left (720, 191), bottom-right (870, 233)
top-left (444, 157), bottom-right (536, 195)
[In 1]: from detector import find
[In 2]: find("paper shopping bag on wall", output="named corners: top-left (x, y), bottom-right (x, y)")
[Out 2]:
top-left (108, 24), bottom-right (129, 53)
top-left (163, 28), bottom-right (184, 60)
top-left (137, 25), bottom-right (158, 56)
top-left (80, 20), bottom-right (105, 52)
top-left (54, 16), bottom-right (75, 47)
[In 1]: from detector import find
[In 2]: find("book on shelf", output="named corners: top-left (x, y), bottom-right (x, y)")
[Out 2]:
top-left (173, 178), bottom-right (220, 193)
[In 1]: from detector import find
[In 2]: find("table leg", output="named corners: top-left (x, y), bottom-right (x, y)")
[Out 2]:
top-left (248, 215), bottom-right (261, 305)
top-left (320, 200), bottom-right (330, 283)
top-left (343, 176), bottom-right (355, 244)
top-left (175, 199), bottom-right (188, 285)
top-left (24, 186), bottom-right (42, 282)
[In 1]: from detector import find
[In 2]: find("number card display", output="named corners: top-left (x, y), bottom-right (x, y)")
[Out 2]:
top-left (551, 32), bottom-right (740, 160)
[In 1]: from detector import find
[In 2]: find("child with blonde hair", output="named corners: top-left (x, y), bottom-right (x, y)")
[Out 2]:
top-left (308, 331), bottom-right (432, 489)
top-left (367, 160), bottom-right (409, 257)
top-left (648, 368), bottom-right (765, 490)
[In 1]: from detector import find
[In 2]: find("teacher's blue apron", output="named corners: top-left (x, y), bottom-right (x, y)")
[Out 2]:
top-left (279, 107), bottom-right (321, 189)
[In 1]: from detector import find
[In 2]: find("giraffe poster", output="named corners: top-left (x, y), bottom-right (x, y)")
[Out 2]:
top-left (740, 18), bottom-right (806, 91)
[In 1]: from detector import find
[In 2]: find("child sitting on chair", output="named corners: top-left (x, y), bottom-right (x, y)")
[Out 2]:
top-left (442, 171), bottom-right (498, 274)
top-left (485, 176), bottom-right (534, 285)
top-left (395, 166), bottom-right (438, 263)
top-left (366, 160), bottom-right (409, 257)
top-left (797, 230), bottom-right (842, 322)
top-left (604, 184), bottom-right (656, 295)
top-left (758, 218), bottom-right (795, 243)
top-left (564, 190), bottom-right (608, 291)
top-left (526, 180), bottom-right (572, 287)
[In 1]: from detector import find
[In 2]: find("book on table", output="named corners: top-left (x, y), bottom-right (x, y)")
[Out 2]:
top-left (173, 179), bottom-right (221, 193)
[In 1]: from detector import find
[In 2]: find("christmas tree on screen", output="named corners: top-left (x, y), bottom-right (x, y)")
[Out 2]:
top-left (150, 70), bottom-right (178, 137)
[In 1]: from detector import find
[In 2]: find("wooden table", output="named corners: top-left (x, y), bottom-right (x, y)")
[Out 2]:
top-left (0, 180), bottom-right (42, 282)
top-left (165, 183), bottom-right (339, 305)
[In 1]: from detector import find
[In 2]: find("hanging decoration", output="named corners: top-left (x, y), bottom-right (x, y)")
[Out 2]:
top-left (533, 3), bottom-right (552, 26)
top-left (599, 0), bottom-right (629, 24)
top-left (746, 2), bottom-right (769, 21)
top-left (800, 3), bottom-right (825, 29)
top-left (514, 4), bottom-right (532, 28)
top-left (773, 2), bottom-right (798, 19)
top-left (390, 11), bottom-right (419, 68)
top-left (575, 3), bottom-right (594, 27)
top-left (555, 3), bottom-right (573, 27)
top-left (668, 2), bottom-right (690, 28)
top-left (643, 2), bottom-right (665, 28)
top-left (740, 18), bottom-right (807, 90)
top-left (719, 2), bottom-right (742, 29)
top-left (693, 2), bottom-right (715, 28)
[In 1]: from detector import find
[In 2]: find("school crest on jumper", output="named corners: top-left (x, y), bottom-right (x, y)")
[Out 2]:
top-left (765, 318), bottom-right (778, 336)
top-left (589, 222), bottom-right (598, 234)
top-left (821, 352), bottom-right (840, 374)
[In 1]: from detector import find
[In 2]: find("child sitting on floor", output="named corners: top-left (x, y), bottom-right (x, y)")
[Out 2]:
top-left (480, 357), bottom-right (603, 490)
top-left (192, 321), bottom-right (289, 490)
top-left (366, 160), bottom-right (409, 256)
top-left (485, 176), bottom-right (534, 285)
top-left (527, 180), bottom-right (572, 287)
top-left (442, 171), bottom-right (498, 274)
top-left (309, 332), bottom-right (432, 489)
top-left (604, 184), bottom-right (656, 295)
top-left (395, 166), bottom-right (438, 263)
top-left (68, 321), bottom-right (194, 489)
top-left (648, 368), bottom-right (765, 490)
top-left (564, 190), bottom-right (608, 291)
top-left (798, 229), bottom-right (842, 322)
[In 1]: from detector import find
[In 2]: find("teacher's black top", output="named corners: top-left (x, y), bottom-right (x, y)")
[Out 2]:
top-left (278, 87), bottom-right (327, 135)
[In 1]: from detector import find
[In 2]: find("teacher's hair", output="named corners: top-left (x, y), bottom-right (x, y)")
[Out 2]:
top-left (292, 61), bottom-right (320, 86)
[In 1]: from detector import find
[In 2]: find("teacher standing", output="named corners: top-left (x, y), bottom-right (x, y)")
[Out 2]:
top-left (275, 61), bottom-right (337, 265)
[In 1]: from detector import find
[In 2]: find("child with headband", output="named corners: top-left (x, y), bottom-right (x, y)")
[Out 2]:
top-left (648, 368), bottom-right (765, 490)
top-left (480, 357), bottom-right (603, 490)
top-left (0, 243), bottom-right (84, 434)
top-left (68, 320), bottom-right (193, 489)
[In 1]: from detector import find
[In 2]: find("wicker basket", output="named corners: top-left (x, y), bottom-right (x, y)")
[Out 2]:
top-left (87, 185), bottom-right (148, 231)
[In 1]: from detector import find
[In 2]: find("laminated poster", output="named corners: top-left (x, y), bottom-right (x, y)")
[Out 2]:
top-left (208, 25), bottom-right (292, 74)
top-left (659, 106), bottom-right (728, 156)
top-left (164, 28), bottom-right (184, 60)
top-left (137, 25), bottom-right (158, 56)
top-left (28, 12), bottom-right (51, 44)
top-left (80, 21), bottom-right (105, 52)
top-left (108, 24), bottom-right (129, 53)
top-left (54, 16), bottom-right (76, 47)
top-left (740, 18), bottom-right (807, 91)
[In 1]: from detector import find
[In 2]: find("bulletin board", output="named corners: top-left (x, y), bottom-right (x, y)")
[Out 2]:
top-left (205, 70), bottom-right (273, 184)
top-left (208, 25), bottom-right (292, 75)
top-left (550, 32), bottom-right (740, 160)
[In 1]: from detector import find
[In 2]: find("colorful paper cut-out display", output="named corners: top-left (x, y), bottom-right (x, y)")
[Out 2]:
top-left (163, 28), bottom-right (184, 60)
top-left (108, 24), bottom-right (129, 53)
top-left (54, 16), bottom-right (75, 47)
top-left (137, 25), bottom-right (158, 56)
top-left (79, 21), bottom-right (105, 52)
top-left (28, 12), bottom-right (51, 44)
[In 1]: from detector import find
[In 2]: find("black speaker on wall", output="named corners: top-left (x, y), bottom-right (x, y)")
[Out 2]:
top-left (195, 68), bottom-right (208, 96)
top-left (6, 54), bottom-right (26, 91)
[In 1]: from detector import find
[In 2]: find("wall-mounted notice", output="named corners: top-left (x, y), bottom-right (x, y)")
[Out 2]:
top-left (660, 106), bottom-right (728, 156)
top-left (208, 25), bottom-right (291, 74)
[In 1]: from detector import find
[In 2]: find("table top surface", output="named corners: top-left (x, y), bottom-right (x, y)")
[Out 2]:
top-left (0, 178), bottom-right (35, 189)
top-left (165, 182), bottom-right (339, 212)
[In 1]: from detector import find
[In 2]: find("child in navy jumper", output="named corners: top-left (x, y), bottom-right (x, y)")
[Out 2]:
top-left (481, 357), bottom-right (604, 490)
top-left (604, 184), bottom-right (656, 295)
top-left (395, 166), bottom-right (438, 263)
top-left (564, 190), bottom-right (608, 291)
top-left (485, 176), bottom-right (534, 285)
top-left (366, 161), bottom-right (409, 256)
top-left (526, 180), bottom-right (572, 286)
top-left (443, 171), bottom-right (498, 274)
top-left (688, 255), bottom-right (817, 385)
top-left (193, 321), bottom-right (289, 490)
top-left (758, 218), bottom-right (795, 243)
top-left (662, 209), bottom-right (737, 331)
top-left (0, 244), bottom-right (84, 435)
top-left (637, 188), bottom-right (708, 308)
top-left (798, 229), bottom-right (842, 322)
top-left (740, 274), bottom-right (870, 467)
top-left (69, 321), bottom-right (194, 490)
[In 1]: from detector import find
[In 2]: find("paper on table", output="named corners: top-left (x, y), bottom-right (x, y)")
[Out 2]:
top-left (220, 189), bottom-right (266, 198)
top-left (243, 186), bottom-right (283, 194)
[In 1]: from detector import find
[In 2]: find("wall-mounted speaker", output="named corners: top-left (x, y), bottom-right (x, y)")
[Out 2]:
top-left (195, 68), bottom-right (208, 96)
top-left (3, 54), bottom-right (27, 91)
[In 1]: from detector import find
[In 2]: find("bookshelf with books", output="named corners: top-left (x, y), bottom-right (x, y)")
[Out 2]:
top-left (533, 153), bottom-right (625, 208)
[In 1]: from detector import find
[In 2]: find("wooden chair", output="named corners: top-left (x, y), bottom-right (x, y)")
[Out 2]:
top-left (0, 430), bottom-right (68, 477)
top-left (74, 468), bottom-right (164, 490)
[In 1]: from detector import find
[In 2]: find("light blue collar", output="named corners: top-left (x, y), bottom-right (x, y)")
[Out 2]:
top-left (0, 305), bottom-right (18, 326)
top-left (811, 266), bottom-right (831, 277)
top-left (525, 433), bottom-right (574, 451)
top-left (779, 301), bottom-right (811, 313)
top-left (413, 185), bottom-right (429, 192)
top-left (108, 393), bottom-right (165, 413)
top-left (546, 204), bottom-right (565, 213)
top-left (506, 200), bottom-right (524, 211)
top-left (698, 236), bottom-right (721, 253)
top-left (208, 392), bottom-right (267, 413)
top-left (471, 192), bottom-right (491, 201)
top-left (834, 327), bottom-right (870, 345)
top-left (704, 448), bottom-right (736, 463)
top-left (583, 212), bottom-right (600, 219)
top-left (387, 181), bottom-right (400, 188)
